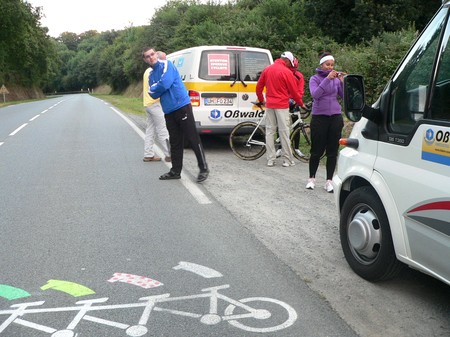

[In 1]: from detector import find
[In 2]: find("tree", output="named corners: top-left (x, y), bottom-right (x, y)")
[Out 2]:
top-left (0, 0), bottom-right (56, 86)
top-left (303, 0), bottom-right (442, 44)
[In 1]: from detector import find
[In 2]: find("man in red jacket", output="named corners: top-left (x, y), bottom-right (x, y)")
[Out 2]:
top-left (256, 51), bottom-right (304, 167)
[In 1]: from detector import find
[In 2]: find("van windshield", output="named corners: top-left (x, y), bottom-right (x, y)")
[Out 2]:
top-left (199, 50), bottom-right (271, 82)
top-left (388, 7), bottom-right (448, 133)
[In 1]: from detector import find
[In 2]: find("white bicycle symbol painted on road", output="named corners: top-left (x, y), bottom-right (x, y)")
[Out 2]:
top-left (0, 284), bottom-right (297, 336)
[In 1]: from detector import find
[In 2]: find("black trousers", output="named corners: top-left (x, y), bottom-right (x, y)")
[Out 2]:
top-left (164, 103), bottom-right (208, 174)
top-left (309, 114), bottom-right (344, 180)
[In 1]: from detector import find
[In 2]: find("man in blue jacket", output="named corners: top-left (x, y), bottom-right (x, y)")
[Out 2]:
top-left (145, 48), bottom-right (209, 182)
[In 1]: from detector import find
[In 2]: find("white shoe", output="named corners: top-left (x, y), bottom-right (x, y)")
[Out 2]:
top-left (325, 180), bottom-right (334, 193)
top-left (276, 149), bottom-right (282, 158)
top-left (267, 160), bottom-right (275, 167)
top-left (282, 160), bottom-right (295, 167)
top-left (306, 178), bottom-right (315, 190)
top-left (295, 149), bottom-right (306, 157)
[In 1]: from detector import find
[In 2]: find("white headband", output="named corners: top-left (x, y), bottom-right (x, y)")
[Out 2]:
top-left (320, 55), bottom-right (335, 65)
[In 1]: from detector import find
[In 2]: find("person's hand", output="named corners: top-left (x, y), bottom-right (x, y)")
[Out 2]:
top-left (337, 71), bottom-right (347, 82)
top-left (327, 70), bottom-right (339, 80)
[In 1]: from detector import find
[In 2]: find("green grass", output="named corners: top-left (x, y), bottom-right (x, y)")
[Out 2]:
top-left (93, 94), bottom-right (144, 117)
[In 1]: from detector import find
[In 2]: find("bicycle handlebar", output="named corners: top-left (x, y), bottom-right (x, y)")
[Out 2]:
top-left (251, 101), bottom-right (265, 108)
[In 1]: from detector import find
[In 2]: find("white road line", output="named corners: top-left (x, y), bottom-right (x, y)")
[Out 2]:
top-left (29, 115), bottom-right (40, 121)
top-left (0, 142), bottom-right (4, 147)
top-left (109, 106), bottom-right (212, 205)
top-left (41, 109), bottom-right (49, 114)
top-left (13, 318), bottom-right (56, 334)
top-left (9, 123), bottom-right (28, 136)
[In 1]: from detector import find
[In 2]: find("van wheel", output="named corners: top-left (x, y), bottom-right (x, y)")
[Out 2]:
top-left (340, 186), bottom-right (403, 281)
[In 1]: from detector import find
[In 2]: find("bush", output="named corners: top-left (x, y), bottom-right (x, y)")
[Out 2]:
top-left (288, 26), bottom-right (417, 105)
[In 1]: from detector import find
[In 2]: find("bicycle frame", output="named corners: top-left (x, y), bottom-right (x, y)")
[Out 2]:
top-left (245, 114), bottom-right (266, 147)
top-left (247, 107), bottom-right (305, 147)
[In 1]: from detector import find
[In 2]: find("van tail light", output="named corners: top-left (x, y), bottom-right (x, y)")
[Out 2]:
top-left (189, 90), bottom-right (200, 107)
top-left (339, 138), bottom-right (359, 149)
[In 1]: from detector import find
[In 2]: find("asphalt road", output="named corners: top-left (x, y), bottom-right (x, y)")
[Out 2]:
top-left (128, 100), bottom-right (450, 337)
top-left (0, 94), bottom-right (359, 337)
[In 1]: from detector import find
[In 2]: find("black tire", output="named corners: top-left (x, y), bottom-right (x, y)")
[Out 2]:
top-left (340, 186), bottom-right (404, 281)
top-left (229, 122), bottom-right (266, 160)
top-left (290, 125), bottom-right (312, 162)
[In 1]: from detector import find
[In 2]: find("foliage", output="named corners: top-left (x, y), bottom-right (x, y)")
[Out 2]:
top-left (0, 0), bottom-right (56, 86)
top-left (303, 0), bottom-right (441, 44)
top-left (0, 0), bottom-right (442, 100)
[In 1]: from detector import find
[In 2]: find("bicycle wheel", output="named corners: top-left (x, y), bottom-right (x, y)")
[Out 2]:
top-left (229, 122), bottom-right (266, 160)
top-left (224, 297), bottom-right (298, 333)
top-left (290, 124), bottom-right (312, 162)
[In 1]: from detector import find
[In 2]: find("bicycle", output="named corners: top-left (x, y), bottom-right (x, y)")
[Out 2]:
top-left (229, 102), bottom-right (313, 162)
top-left (0, 284), bottom-right (297, 336)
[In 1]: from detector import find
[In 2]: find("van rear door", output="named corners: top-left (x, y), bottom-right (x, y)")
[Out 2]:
top-left (196, 47), bottom-right (272, 133)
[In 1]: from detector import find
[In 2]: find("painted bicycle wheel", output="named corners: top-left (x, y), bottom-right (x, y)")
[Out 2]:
top-left (224, 297), bottom-right (297, 333)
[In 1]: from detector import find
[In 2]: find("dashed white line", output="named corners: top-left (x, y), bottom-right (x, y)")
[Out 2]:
top-left (29, 115), bottom-right (40, 121)
top-left (109, 106), bottom-right (212, 205)
top-left (0, 142), bottom-right (4, 147)
top-left (9, 123), bottom-right (28, 136)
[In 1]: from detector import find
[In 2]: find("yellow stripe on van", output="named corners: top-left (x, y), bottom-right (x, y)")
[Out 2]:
top-left (183, 82), bottom-right (257, 92)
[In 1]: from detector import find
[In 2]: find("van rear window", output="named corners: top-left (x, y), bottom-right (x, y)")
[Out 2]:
top-left (199, 50), bottom-right (270, 82)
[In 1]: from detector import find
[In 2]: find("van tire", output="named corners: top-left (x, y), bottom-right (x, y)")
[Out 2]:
top-left (340, 186), bottom-right (404, 281)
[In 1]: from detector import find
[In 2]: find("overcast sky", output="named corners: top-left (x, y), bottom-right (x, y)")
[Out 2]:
top-left (26, 0), bottom-right (168, 37)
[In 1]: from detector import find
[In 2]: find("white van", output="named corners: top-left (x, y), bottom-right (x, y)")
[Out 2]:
top-left (166, 46), bottom-right (273, 134)
top-left (335, 0), bottom-right (450, 285)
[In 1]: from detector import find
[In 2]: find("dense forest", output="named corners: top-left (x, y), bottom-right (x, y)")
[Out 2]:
top-left (0, 0), bottom-right (443, 103)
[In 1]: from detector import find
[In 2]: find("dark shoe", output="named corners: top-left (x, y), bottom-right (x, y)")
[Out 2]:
top-left (159, 171), bottom-right (181, 180)
top-left (197, 169), bottom-right (209, 183)
top-left (143, 156), bottom-right (161, 162)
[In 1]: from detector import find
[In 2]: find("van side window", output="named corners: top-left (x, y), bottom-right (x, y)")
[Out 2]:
top-left (431, 17), bottom-right (450, 121)
top-left (239, 51), bottom-right (271, 82)
top-left (199, 51), bottom-right (237, 81)
top-left (388, 9), bottom-right (447, 134)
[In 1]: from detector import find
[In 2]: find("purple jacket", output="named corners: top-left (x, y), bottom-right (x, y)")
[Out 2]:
top-left (309, 68), bottom-right (343, 116)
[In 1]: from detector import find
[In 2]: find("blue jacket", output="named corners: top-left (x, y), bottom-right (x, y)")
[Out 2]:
top-left (148, 60), bottom-right (190, 114)
top-left (309, 68), bottom-right (343, 116)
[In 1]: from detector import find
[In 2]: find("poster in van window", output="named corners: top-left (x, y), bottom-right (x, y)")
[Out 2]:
top-left (422, 127), bottom-right (450, 166)
top-left (208, 54), bottom-right (230, 76)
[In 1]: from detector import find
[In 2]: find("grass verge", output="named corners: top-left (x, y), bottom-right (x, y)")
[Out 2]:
top-left (93, 94), bottom-right (144, 117)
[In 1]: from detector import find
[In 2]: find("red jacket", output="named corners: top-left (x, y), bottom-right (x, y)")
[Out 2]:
top-left (256, 59), bottom-right (304, 109)
top-left (292, 70), bottom-right (305, 107)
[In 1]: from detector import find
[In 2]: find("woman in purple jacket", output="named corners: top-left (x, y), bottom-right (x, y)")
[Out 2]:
top-left (307, 52), bottom-right (345, 192)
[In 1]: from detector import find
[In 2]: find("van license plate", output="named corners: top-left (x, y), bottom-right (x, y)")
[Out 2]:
top-left (204, 97), bottom-right (233, 106)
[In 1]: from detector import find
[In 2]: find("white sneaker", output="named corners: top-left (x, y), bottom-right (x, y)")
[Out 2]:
top-left (282, 160), bottom-right (295, 167)
top-left (276, 149), bottom-right (282, 158)
top-left (295, 149), bottom-right (306, 157)
top-left (325, 180), bottom-right (334, 193)
top-left (306, 178), bottom-right (315, 190)
top-left (267, 160), bottom-right (275, 167)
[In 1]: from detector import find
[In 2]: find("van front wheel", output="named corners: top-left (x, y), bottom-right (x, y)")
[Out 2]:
top-left (340, 186), bottom-right (403, 281)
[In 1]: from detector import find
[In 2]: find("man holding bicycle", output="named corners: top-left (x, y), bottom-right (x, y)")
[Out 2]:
top-left (256, 51), bottom-right (305, 167)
